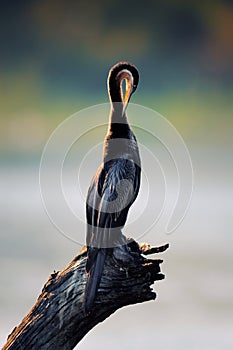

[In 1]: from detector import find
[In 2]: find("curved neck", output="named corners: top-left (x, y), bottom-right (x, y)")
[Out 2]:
top-left (108, 70), bottom-right (133, 128)
top-left (109, 69), bottom-right (133, 104)
top-left (107, 62), bottom-right (139, 132)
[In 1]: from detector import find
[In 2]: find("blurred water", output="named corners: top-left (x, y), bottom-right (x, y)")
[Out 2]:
top-left (0, 146), bottom-right (233, 349)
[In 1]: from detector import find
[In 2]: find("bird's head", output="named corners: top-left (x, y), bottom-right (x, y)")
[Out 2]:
top-left (107, 62), bottom-right (139, 114)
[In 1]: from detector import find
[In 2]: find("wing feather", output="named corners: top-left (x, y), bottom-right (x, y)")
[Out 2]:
top-left (87, 159), bottom-right (137, 249)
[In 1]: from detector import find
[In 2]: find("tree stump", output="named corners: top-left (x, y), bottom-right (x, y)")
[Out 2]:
top-left (3, 239), bottom-right (169, 350)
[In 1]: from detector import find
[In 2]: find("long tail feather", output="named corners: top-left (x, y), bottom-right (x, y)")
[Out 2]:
top-left (85, 249), bottom-right (106, 314)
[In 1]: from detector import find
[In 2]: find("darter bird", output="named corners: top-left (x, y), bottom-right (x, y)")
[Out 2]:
top-left (85, 62), bottom-right (140, 313)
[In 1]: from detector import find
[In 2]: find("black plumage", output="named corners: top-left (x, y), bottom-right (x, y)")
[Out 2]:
top-left (85, 62), bottom-right (141, 313)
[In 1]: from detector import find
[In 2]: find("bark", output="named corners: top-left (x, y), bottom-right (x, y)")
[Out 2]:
top-left (3, 239), bottom-right (169, 350)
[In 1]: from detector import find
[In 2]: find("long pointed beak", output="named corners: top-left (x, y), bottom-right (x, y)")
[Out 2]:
top-left (122, 78), bottom-right (133, 116)
top-left (115, 69), bottom-right (134, 116)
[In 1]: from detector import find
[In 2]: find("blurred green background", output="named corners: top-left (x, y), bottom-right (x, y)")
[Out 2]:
top-left (1, 0), bottom-right (232, 157)
top-left (0, 0), bottom-right (233, 349)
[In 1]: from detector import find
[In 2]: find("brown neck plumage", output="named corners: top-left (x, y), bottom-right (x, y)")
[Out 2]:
top-left (107, 62), bottom-right (139, 125)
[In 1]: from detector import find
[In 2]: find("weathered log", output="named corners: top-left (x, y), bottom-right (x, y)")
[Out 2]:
top-left (3, 239), bottom-right (169, 350)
